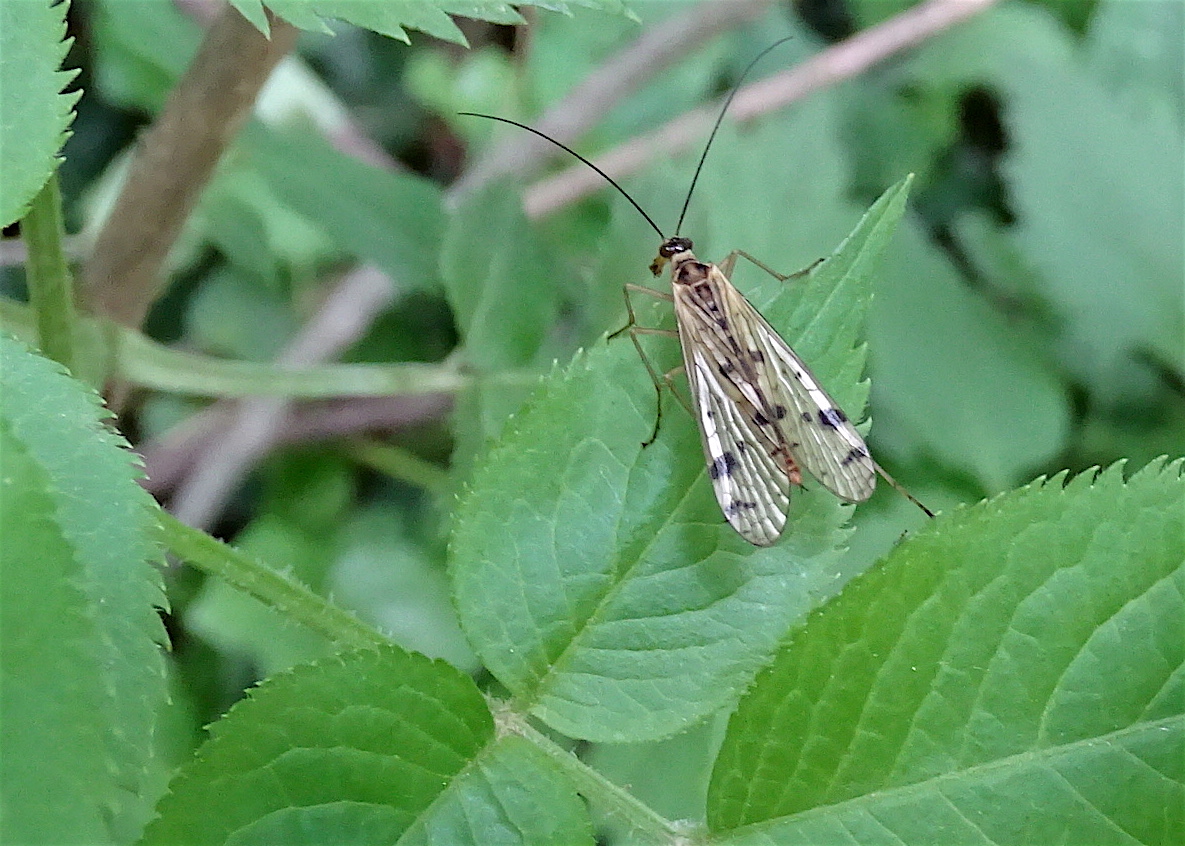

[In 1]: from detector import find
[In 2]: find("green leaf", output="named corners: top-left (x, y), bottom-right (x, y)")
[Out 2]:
top-left (450, 177), bottom-right (914, 743)
top-left (196, 168), bottom-right (335, 289)
top-left (707, 459), bottom-right (1184, 844)
top-left (90, 0), bottom-right (199, 112)
top-left (0, 0), bottom-right (80, 227)
top-left (142, 646), bottom-right (588, 845)
top-left (245, 126), bottom-right (445, 288)
top-left (230, 0), bottom-right (630, 46)
top-left (0, 335), bottom-right (168, 841)
top-left (869, 216), bottom-right (1071, 492)
top-left (442, 171), bottom-right (599, 487)
top-left (1002, 28), bottom-right (1184, 401)
top-left (400, 735), bottom-right (594, 846)
top-left (185, 266), bottom-right (297, 361)
top-left (1084, 0), bottom-right (1184, 125)
top-left (0, 419), bottom-right (109, 843)
top-left (907, 3), bottom-right (1185, 402)
top-left (441, 182), bottom-right (561, 370)
top-left (330, 506), bottom-right (477, 671)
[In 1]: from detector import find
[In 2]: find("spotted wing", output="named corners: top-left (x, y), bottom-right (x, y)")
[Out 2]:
top-left (683, 343), bottom-right (792, 545)
top-left (724, 284), bottom-right (877, 503)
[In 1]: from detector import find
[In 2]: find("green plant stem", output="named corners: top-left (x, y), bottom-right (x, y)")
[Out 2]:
top-left (346, 440), bottom-right (451, 494)
top-left (160, 511), bottom-right (387, 650)
top-left (21, 173), bottom-right (77, 372)
top-left (0, 296), bottom-right (471, 398)
top-left (506, 713), bottom-right (687, 845)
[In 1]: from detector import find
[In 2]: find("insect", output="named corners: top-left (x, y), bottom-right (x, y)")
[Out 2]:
top-left (460, 40), bottom-right (931, 545)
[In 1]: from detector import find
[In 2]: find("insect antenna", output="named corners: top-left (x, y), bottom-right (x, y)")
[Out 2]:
top-left (456, 112), bottom-right (665, 240)
top-left (460, 37), bottom-right (794, 240)
top-left (673, 35), bottom-right (794, 236)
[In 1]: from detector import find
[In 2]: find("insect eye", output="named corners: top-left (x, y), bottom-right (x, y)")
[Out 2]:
top-left (662, 237), bottom-right (693, 258)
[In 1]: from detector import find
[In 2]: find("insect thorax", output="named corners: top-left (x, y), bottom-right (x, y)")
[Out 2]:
top-left (672, 256), bottom-right (711, 287)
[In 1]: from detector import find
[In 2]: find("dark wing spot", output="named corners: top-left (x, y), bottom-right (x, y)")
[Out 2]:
top-left (818, 407), bottom-right (848, 429)
top-left (841, 445), bottom-right (869, 466)
top-left (801, 411), bottom-right (813, 421)
top-left (718, 360), bottom-right (735, 376)
top-left (709, 452), bottom-right (739, 480)
top-left (749, 349), bottom-right (765, 364)
top-left (725, 500), bottom-right (759, 516)
top-left (753, 407), bottom-right (786, 425)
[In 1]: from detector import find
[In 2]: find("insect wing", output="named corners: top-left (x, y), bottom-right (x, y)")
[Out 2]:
top-left (684, 343), bottom-right (791, 545)
top-left (671, 266), bottom-right (876, 544)
top-left (723, 282), bottom-right (877, 503)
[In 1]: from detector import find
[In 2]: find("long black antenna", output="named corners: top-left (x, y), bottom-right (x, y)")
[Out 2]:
top-left (459, 38), bottom-right (793, 241)
top-left (673, 36), bottom-right (794, 235)
top-left (457, 112), bottom-right (665, 239)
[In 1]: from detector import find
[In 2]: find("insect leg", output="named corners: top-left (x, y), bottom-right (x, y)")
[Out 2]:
top-left (608, 283), bottom-right (673, 341)
top-left (624, 326), bottom-right (689, 446)
top-left (720, 250), bottom-right (825, 282)
top-left (608, 285), bottom-right (690, 446)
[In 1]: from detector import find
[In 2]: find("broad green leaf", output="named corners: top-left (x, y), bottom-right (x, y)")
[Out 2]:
top-left (585, 716), bottom-right (723, 824)
top-left (907, 3), bottom-right (1185, 402)
top-left (847, 0), bottom-right (914, 29)
top-left (447, 370), bottom-right (548, 491)
top-left (0, 420), bottom-right (109, 843)
top-left (245, 126), bottom-right (445, 289)
top-left (1002, 26), bottom-right (1183, 401)
top-left (329, 506), bottom-right (477, 672)
top-left (0, 335), bottom-right (168, 841)
top-left (230, 0), bottom-right (631, 46)
top-left (408, 46), bottom-right (518, 132)
top-left (841, 78), bottom-right (959, 201)
top-left (450, 177), bottom-right (913, 743)
top-left (707, 460), bottom-right (1184, 844)
top-left (869, 215), bottom-right (1070, 492)
top-left (440, 181), bottom-right (561, 370)
top-left (185, 266), bottom-right (297, 361)
top-left (441, 181), bottom-right (571, 489)
top-left (195, 165), bottom-right (336, 290)
top-left (142, 646), bottom-right (587, 845)
top-left (90, 0), bottom-right (199, 112)
top-left (1085, 0), bottom-right (1184, 125)
top-left (400, 735), bottom-right (594, 846)
top-left (0, 0), bottom-right (80, 227)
